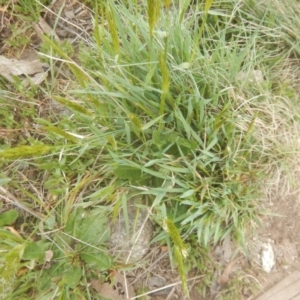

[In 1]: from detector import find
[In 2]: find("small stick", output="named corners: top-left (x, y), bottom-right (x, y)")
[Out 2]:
top-left (129, 275), bottom-right (204, 300)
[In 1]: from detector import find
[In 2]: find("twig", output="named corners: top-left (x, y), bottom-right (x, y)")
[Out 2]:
top-left (129, 275), bottom-right (204, 300)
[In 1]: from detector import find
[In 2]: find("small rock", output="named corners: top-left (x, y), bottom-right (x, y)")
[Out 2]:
top-left (49, 99), bottom-right (71, 116)
top-left (109, 204), bottom-right (154, 264)
top-left (148, 276), bottom-right (173, 296)
top-left (148, 276), bottom-right (166, 289)
top-left (261, 243), bottom-right (275, 273)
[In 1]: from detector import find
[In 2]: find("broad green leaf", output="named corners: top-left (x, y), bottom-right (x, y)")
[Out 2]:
top-left (177, 137), bottom-right (197, 150)
top-left (0, 210), bottom-right (19, 226)
top-left (23, 240), bottom-right (51, 261)
top-left (0, 177), bottom-right (11, 186)
top-left (44, 214), bottom-right (56, 230)
top-left (80, 251), bottom-right (111, 271)
top-left (65, 208), bottom-right (109, 246)
top-left (37, 262), bottom-right (65, 291)
top-left (142, 115), bottom-right (165, 130)
top-left (62, 265), bottom-right (82, 289)
top-left (152, 131), bottom-right (175, 148)
top-left (114, 166), bottom-right (142, 181)
top-left (179, 189), bottom-right (195, 199)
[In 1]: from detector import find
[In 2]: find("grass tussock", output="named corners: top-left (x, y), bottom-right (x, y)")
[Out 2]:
top-left (0, 0), bottom-right (300, 299)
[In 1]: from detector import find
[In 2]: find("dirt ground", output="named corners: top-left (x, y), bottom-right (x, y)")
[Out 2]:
top-left (122, 186), bottom-right (300, 300)
top-left (252, 192), bottom-right (300, 296)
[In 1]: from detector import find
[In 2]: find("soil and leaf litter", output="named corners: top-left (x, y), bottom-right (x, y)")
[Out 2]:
top-left (0, 0), bottom-right (300, 299)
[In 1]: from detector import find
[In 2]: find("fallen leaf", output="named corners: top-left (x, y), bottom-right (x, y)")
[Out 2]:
top-left (90, 271), bottom-right (135, 299)
top-left (0, 55), bottom-right (49, 84)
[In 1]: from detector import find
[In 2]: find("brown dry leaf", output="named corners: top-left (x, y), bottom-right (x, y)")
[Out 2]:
top-left (217, 256), bottom-right (241, 286)
top-left (0, 55), bottom-right (49, 84)
top-left (90, 271), bottom-right (135, 300)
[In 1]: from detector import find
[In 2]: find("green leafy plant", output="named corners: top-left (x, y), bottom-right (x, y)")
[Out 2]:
top-left (0, 207), bottom-right (111, 299)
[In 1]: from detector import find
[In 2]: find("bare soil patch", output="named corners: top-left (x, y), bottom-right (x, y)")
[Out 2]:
top-left (252, 192), bottom-right (300, 298)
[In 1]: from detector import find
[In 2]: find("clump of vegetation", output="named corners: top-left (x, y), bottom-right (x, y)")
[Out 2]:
top-left (0, 0), bottom-right (300, 299)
